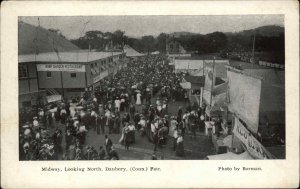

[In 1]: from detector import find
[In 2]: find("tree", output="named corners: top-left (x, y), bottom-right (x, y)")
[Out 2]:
top-left (156, 33), bottom-right (167, 53)
top-left (141, 35), bottom-right (156, 53)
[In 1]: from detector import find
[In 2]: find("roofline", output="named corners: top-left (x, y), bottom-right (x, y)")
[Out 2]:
top-left (18, 51), bottom-right (125, 64)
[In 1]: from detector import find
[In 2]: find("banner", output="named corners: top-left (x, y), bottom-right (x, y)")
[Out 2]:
top-left (203, 66), bottom-right (215, 105)
top-left (46, 95), bottom-right (62, 103)
top-left (227, 68), bottom-right (261, 133)
top-left (233, 117), bottom-right (274, 159)
top-left (37, 64), bottom-right (85, 72)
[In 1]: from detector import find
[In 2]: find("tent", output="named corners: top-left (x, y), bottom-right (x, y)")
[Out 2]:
top-left (123, 45), bottom-right (144, 57)
top-left (180, 82), bottom-right (191, 89)
top-left (151, 51), bottom-right (160, 55)
top-left (204, 82), bottom-right (227, 116)
top-left (207, 151), bottom-right (254, 160)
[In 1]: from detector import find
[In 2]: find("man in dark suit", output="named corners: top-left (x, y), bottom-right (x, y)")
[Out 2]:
top-left (99, 114), bottom-right (106, 134)
top-left (104, 135), bottom-right (113, 154)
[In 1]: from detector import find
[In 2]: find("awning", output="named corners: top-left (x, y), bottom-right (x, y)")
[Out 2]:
top-left (180, 82), bottom-right (191, 89)
top-left (207, 151), bottom-right (254, 160)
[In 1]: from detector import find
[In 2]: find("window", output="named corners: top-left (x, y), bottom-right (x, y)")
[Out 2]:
top-left (18, 64), bottom-right (28, 78)
top-left (71, 73), bottom-right (76, 78)
top-left (46, 71), bottom-right (52, 78)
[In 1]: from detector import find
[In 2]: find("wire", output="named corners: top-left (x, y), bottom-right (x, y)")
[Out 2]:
top-left (77, 19), bottom-right (91, 62)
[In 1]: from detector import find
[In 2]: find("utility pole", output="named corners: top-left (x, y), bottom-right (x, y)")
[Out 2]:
top-left (201, 56), bottom-right (205, 107)
top-left (252, 30), bottom-right (256, 64)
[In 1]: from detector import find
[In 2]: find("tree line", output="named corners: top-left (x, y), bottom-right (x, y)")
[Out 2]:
top-left (68, 26), bottom-right (284, 55)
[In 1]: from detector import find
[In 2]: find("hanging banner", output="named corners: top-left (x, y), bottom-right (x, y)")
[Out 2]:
top-left (37, 64), bottom-right (85, 72)
top-left (46, 95), bottom-right (62, 103)
top-left (204, 66), bottom-right (215, 91)
top-left (233, 117), bottom-right (274, 159)
top-left (203, 66), bottom-right (215, 105)
top-left (227, 68), bottom-right (261, 133)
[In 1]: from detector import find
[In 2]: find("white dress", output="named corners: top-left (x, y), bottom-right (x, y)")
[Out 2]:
top-left (115, 99), bottom-right (121, 110)
top-left (136, 93), bottom-right (141, 105)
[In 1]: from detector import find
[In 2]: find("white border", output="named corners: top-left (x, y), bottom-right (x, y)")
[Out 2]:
top-left (1, 1), bottom-right (299, 188)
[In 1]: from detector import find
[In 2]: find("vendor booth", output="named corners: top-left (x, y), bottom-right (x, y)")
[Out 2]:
top-left (226, 66), bottom-right (284, 159)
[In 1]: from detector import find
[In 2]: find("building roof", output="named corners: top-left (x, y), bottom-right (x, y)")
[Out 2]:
top-left (259, 82), bottom-right (285, 124)
top-left (18, 51), bottom-right (123, 63)
top-left (123, 45), bottom-right (144, 57)
top-left (183, 76), bottom-right (205, 85)
top-left (175, 59), bottom-right (204, 70)
top-left (175, 55), bottom-right (225, 60)
top-left (205, 62), bottom-right (229, 79)
top-left (243, 69), bottom-right (284, 86)
top-left (229, 60), bottom-right (269, 69)
top-left (19, 22), bottom-right (80, 55)
top-left (151, 51), bottom-right (160, 55)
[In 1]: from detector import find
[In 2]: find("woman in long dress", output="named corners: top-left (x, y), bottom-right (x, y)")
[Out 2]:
top-left (176, 133), bottom-right (185, 157)
top-left (119, 123), bottom-right (128, 144)
top-left (136, 92), bottom-right (142, 105)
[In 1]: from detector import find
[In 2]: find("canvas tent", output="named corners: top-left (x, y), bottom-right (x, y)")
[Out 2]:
top-left (123, 45), bottom-right (144, 57)
top-left (151, 51), bottom-right (160, 55)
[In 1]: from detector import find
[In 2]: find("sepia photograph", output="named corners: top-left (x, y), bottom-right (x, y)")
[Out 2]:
top-left (1, 0), bottom-right (299, 188)
top-left (18, 15), bottom-right (285, 161)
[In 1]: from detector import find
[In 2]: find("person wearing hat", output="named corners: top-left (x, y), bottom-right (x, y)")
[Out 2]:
top-left (91, 109), bottom-right (97, 131)
top-left (114, 97), bottom-right (121, 112)
top-left (114, 113), bottom-right (121, 134)
top-left (38, 108), bottom-right (45, 126)
top-left (98, 114), bottom-right (106, 135)
top-left (33, 117), bottom-right (39, 131)
top-left (107, 115), bottom-right (115, 134)
top-left (136, 91), bottom-right (142, 105)
top-left (98, 146), bottom-right (106, 160)
top-left (108, 146), bottom-right (119, 160)
top-left (176, 133), bottom-right (185, 157)
top-left (129, 103), bottom-right (135, 121)
top-left (52, 129), bottom-right (63, 153)
top-left (65, 129), bottom-right (73, 151)
top-left (98, 104), bottom-right (104, 117)
top-left (60, 107), bottom-right (67, 125)
top-left (104, 135), bottom-right (113, 154)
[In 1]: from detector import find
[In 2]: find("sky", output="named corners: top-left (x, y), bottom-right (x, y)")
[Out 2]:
top-left (20, 15), bottom-right (284, 39)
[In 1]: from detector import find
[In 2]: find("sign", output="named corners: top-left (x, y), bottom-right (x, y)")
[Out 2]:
top-left (227, 69), bottom-right (261, 133)
top-left (46, 95), bottom-right (62, 103)
top-left (203, 66), bottom-right (215, 105)
top-left (37, 64), bottom-right (85, 72)
top-left (233, 117), bottom-right (273, 159)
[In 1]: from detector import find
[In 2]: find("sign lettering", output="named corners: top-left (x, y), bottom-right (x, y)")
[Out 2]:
top-left (233, 117), bottom-right (273, 159)
top-left (37, 64), bottom-right (85, 72)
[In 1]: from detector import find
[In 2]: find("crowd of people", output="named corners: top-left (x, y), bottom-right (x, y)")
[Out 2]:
top-left (19, 55), bottom-right (212, 161)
